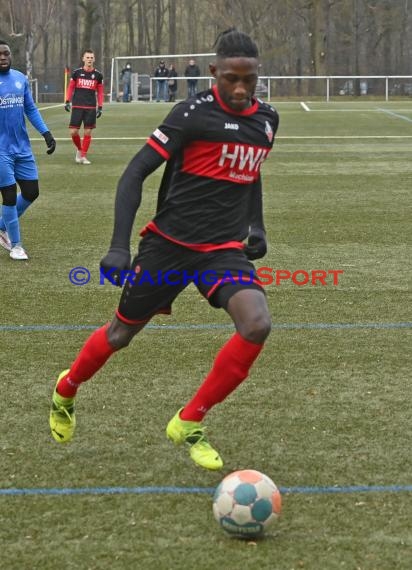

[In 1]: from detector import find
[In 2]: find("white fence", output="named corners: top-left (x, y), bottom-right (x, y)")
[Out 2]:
top-left (110, 74), bottom-right (412, 103)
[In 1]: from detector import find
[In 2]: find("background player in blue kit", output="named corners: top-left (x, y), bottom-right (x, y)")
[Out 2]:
top-left (0, 40), bottom-right (56, 260)
top-left (49, 29), bottom-right (279, 471)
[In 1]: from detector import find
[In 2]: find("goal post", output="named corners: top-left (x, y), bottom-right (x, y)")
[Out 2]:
top-left (29, 78), bottom-right (38, 103)
top-left (110, 52), bottom-right (215, 103)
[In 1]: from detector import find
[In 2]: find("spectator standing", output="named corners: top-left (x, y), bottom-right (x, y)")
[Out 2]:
top-left (154, 60), bottom-right (168, 102)
top-left (120, 62), bottom-right (132, 102)
top-left (184, 58), bottom-right (201, 97)
top-left (167, 64), bottom-right (178, 102)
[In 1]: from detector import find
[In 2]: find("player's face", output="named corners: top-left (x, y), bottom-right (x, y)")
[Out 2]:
top-left (82, 52), bottom-right (95, 69)
top-left (0, 44), bottom-right (12, 73)
top-left (210, 57), bottom-right (258, 112)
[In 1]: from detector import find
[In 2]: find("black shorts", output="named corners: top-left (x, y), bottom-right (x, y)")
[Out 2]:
top-left (69, 108), bottom-right (96, 129)
top-left (116, 233), bottom-right (264, 324)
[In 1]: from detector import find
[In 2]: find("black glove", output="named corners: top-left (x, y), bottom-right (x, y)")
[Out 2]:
top-left (64, 101), bottom-right (71, 112)
top-left (96, 106), bottom-right (103, 119)
top-left (100, 247), bottom-right (131, 287)
top-left (244, 230), bottom-right (267, 261)
top-left (43, 131), bottom-right (56, 155)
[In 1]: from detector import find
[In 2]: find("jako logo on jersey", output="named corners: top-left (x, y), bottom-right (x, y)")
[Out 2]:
top-left (153, 128), bottom-right (169, 145)
top-left (224, 122), bottom-right (239, 130)
top-left (265, 121), bottom-right (273, 143)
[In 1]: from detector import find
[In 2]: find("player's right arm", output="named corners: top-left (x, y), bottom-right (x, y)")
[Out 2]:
top-left (100, 145), bottom-right (165, 281)
top-left (65, 75), bottom-right (76, 110)
top-left (100, 101), bottom-right (201, 283)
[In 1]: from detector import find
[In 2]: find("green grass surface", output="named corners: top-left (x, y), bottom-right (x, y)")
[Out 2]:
top-left (0, 101), bottom-right (411, 569)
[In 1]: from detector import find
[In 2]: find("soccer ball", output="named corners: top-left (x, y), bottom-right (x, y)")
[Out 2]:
top-left (212, 469), bottom-right (282, 538)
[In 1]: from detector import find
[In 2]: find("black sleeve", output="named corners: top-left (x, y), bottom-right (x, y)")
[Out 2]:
top-left (249, 177), bottom-right (265, 235)
top-left (110, 145), bottom-right (165, 250)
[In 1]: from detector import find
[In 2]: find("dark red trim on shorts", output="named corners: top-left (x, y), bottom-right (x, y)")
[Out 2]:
top-left (141, 221), bottom-right (244, 253)
top-left (207, 276), bottom-right (263, 299)
top-left (69, 124), bottom-right (96, 129)
top-left (116, 307), bottom-right (172, 325)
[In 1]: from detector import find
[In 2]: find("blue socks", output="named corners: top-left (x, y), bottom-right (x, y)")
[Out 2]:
top-left (0, 197), bottom-right (32, 246)
top-left (1, 205), bottom-right (20, 246)
top-left (16, 194), bottom-right (32, 218)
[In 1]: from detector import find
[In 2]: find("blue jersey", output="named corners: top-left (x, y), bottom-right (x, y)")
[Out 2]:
top-left (0, 69), bottom-right (48, 156)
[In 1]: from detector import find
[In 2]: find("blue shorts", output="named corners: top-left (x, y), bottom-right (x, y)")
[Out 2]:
top-left (0, 154), bottom-right (38, 187)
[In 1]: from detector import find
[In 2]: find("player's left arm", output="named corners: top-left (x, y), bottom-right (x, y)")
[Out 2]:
top-left (244, 177), bottom-right (267, 261)
top-left (244, 107), bottom-right (280, 260)
top-left (96, 76), bottom-right (104, 117)
top-left (23, 79), bottom-right (56, 154)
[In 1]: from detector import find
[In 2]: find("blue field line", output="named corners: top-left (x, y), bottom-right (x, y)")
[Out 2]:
top-left (0, 322), bottom-right (411, 333)
top-left (1, 484), bottom-right (411, 497)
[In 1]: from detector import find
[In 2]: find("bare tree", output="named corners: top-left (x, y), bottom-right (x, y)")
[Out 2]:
top-left (4, 0), bottom-right (57, 78)
top-left (3, 0), bottom-right (412, 99)
top-left (168, 0), bottom-right (177, 54)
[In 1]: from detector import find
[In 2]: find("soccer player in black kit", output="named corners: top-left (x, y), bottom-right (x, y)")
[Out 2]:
top-left (50, 29), bottom-right (279, 471)
top-left (65, 49), bottom-right (104, 165)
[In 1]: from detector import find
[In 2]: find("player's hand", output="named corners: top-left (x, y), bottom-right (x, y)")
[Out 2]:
top-left (244, 230), bottom-right (267, 261)
top-left (43, 131), bottom-right (56, 155)
top-left (64, 101), bottom-right (71, 112)
top-left (96, 106), bottom-right (103, 119)
top-left (100, 247), bottom-right (131, 287)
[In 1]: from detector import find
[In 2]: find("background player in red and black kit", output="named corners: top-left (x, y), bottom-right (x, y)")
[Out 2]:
top-left (65, 49), bottom-right (103, 165)
top-left (50, 29), bottom-right (279, 471)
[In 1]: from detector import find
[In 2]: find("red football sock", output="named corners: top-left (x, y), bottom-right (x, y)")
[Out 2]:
top-left (180, 332), bottom-right (264, 422)
top-left (71, 133), bottom-right (81, 150)
top-left (56, 324), bottom-right (116, 397)
top-left (81, 135), bottom-right (92, 157)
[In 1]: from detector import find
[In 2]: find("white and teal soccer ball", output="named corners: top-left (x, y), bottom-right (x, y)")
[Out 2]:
top-left (212, 469), bottom-right (282, 538)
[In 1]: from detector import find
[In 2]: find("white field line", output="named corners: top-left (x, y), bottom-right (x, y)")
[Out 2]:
top-left (300, 101), bottom-right (311, 111)
top-left (31, 135), bottom-right (412, 141)
top-left (376, 107), bottom-right (412, 123)
top-left (37, 104), bottom-right (64, 111)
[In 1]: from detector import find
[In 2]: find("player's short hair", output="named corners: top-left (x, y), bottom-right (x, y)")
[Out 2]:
top-left (82, 49), bottom-right (94, 56)
top-left (0, 40), bottom-right (10, 46)
top-left (215, 28), bottom-right (259, 59)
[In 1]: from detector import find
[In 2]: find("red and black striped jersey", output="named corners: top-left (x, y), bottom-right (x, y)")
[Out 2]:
top-left (66, 67), bottom-right (104, 108)
top-left (144, 84), bottom-right (279, 249)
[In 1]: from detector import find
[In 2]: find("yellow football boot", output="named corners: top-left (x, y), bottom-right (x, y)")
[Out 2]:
top-left (49, 370), bottom-right (76, 443)
top-left (166, 408), bottom-right (223, 471)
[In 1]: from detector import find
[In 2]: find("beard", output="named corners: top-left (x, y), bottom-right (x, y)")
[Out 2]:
top-left (0, 63), bottom-right (11, 73)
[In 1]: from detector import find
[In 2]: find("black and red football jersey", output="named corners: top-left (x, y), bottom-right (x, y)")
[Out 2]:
top-left (66, 67), bottom-right (104, 108)
top-left (144, 84), bottom-right (279, 249)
